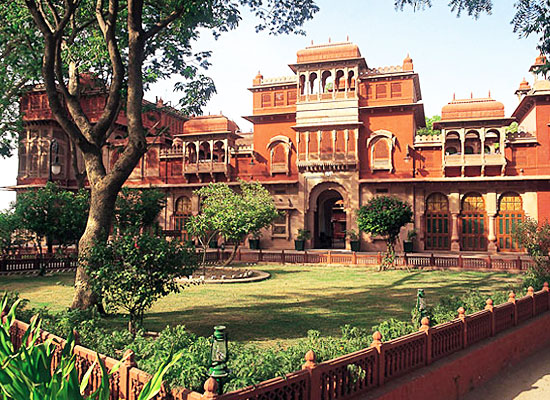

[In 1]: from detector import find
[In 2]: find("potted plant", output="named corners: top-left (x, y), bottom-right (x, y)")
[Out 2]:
top-left (346, 229), bottom-right (361, 252)
top-left (249, 230), bottom-right (261, 250)
top-left (294, 229), bottom-right (311, 251)
top-left (403, 229), bottom-right (417, 253)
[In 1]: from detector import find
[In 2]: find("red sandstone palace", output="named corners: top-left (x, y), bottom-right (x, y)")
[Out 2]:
top-left (14, 42), bottom-right (550, 253)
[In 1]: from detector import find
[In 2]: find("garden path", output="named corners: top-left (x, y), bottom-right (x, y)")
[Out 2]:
top-left (462, 343), bottom-right (550, 399)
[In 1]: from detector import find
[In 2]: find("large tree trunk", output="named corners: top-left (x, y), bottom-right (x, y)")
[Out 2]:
top-left (71, 177), bottom-right (118, 309)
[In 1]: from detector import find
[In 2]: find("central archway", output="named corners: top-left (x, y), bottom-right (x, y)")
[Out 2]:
top-left (315, 189), bottom-right (346, 249)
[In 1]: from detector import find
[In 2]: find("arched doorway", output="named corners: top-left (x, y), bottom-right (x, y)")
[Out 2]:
top-left (497, 192), bottom-right (524, 252)
top-left (425, 193), bottom-right (451, 250)
top-left (314, 189), bottom-right (346, 249)
top-left (460, 193), bottom-right (487, 251)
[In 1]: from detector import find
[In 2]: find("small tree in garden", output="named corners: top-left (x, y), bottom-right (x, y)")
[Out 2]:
top-left (185, 213), bottom-right (218, 267)
top-left (189, 180), bottom-right (279, 266)
top-left (14, 182), bottom-right (89, 254)
top-left (514, 218), bottom-right (550, 288)
top-left (86, 234), bottom-right (196, 333)
top-left (357, 196), bottom-right (413, 270)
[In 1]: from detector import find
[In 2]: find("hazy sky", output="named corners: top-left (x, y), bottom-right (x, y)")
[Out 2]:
top-left (0, 0), bottom-right (539, 209)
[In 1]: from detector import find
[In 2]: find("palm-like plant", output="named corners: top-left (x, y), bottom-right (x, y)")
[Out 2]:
top-left (0, 295), bottom-right (180, 399)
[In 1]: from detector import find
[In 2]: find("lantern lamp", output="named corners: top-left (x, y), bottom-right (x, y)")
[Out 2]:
top-left (209, 325), bottom-right (229, 394)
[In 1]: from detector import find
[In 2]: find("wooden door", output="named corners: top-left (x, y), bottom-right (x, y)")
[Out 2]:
top-left (497, 193), bottom-right (524, 252)
top-left (460, 193), bottom-right (487, 251)
top-left (425, 193), bottom-right (451, 250)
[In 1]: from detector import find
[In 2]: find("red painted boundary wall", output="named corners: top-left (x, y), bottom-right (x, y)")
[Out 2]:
top-left (364, 307), bottom-right (550, 400)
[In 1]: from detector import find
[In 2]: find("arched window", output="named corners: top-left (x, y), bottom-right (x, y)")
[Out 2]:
top-left (371, 138), bottom-right (391, 170)
top-left (321, 70), bottom-right (333, 93)
top-left (348, 70), bottom-right (355, 91)
top-left (174, 196), bottom-right (192, 231)
top-left (198, 142), bottom-right (210, 161)
top-left (309, 72), bottom-right (318, 95)
top-left (464, 130), bottom-right (481, 154)
top-left (272, 144), bottom-right (286, 163)
top-left (461, 193), bottom-right (487, 250)
top-left (213, 141), bottom-right (225, 162)
top-left (268, 136), bottom-right (291, 175)
top-left (185, 143), bottom-right (197, 163)
top-left (425, 193), bottom-right (450, 250)
top-left (299, 75), bottom-right (306, 95)
top-left (485, 129), bottom-right (501, 154)
top-left (497, 193), bottom-right (524, 251)
top-left (335, 70), bottom-right (345, 91)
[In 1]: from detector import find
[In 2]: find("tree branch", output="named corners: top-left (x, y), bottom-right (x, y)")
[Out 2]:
top-left (93, 0), bottom-right (124, 144)
top-left (143, 7), bottom-right (186, 40)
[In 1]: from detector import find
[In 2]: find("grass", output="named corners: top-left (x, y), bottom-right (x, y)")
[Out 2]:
top-left (0, 264), bottom-right (522, 347)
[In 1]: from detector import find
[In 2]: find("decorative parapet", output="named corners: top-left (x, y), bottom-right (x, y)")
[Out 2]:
top-left (414, 134), bottom-right (443, 147)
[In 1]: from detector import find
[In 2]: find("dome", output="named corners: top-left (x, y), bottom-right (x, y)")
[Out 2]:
top-left (441, 97), bottom-right (505, 121)
top-left (296, 42), bottom-right (361, 63)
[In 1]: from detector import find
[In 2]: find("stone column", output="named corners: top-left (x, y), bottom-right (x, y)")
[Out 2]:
top-left (305, 131), bottom-right (310, 161)
top-left (449, 192), bottom-right (461, 251)
top-left (486, 192), bottom-right (498, 253)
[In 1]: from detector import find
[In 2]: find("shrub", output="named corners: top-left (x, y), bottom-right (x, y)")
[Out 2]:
top-left (86, 232), bottom-right (197, 332)
top-left (514, 218), bottom-right (550, 288)
top-left (357, 196), bottom-right (413, 270)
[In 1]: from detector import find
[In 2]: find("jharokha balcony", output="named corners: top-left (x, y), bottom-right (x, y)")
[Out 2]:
top-left (183, 161), bottom-right (231, 175)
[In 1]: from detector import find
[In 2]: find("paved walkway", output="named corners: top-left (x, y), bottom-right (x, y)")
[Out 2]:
top-left (463, 344), bottom-right (550, 400)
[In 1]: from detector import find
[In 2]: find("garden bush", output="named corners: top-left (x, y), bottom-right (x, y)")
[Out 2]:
top-left (2, 282), bottom-right (528, 394)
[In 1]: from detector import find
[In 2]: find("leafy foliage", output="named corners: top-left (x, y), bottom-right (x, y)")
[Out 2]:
top-left (114, 188), bottom-right (167, 234)
top-left (0, 295), bottom-right (181, 400)
top-left (0, 209), bottom-right (26, 256)
top-left (14, 182), bottom-right (89, 253)
top-left (86, 233), bottom-right (197, 332)
top-left (357, 196), bottom-right (413, 270)
top-left (416, 115), bottom-right (441, 136)
top-left (188, 180), bottom-right (279, 264)
top-left (514, 217), bottom-right (550, 288)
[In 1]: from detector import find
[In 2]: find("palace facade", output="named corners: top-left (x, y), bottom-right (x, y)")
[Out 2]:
top-left (15, 42), bottom-right (550, 253)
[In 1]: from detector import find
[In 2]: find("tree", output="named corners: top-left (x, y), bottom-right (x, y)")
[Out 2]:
top-left (514, 217), bottom-right (550, 288)
top-left (357, 196), bottom-right (413, 270)
top-left (0, 210), bottom-right (26, 256)
top-left (86, 232), bottom-right (197, 333)
top-left (185, 213), bottom-right (218, 267)
top-left (395, 1), bottom-right (550, 74)
top-left (0, 1), bottom-right (319, 309)
top-left (188, 180), bottom-right (279, 266)
top-left (416, 115), bottom-right (441, 136)
top-left (114, 188), bottom-right (166, 234)
top-left (14, 182), bottom-right (89, 254)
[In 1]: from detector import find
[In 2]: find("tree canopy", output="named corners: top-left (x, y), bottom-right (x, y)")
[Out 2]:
top-left (187, 180), bottom-right (279, 265)
top-left (357, 196), bottom-right (413, 270)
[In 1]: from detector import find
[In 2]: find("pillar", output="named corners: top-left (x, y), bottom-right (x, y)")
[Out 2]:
top-left (449, 192), bottom-right (461, 251)
top-left (486, 192), bottom-right (498, 253)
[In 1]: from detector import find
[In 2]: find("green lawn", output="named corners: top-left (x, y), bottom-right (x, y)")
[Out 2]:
top-left (0, 264), bottom-right (522, 347)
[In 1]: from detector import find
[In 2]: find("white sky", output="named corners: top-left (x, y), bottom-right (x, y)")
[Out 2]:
top-left (0, 0), bottom-right (539, 210)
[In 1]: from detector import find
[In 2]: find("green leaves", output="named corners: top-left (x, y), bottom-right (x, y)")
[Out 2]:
top-left (191, 180), bottom-right (279, 245)
top-left (114, 188), bottom-right (167, 234)
top-left (357, 196), bottom-right (413, 269)
top-left (14, 182), bottom-right (90, 251)
top-left (86, 232), bottom-right (197, 332)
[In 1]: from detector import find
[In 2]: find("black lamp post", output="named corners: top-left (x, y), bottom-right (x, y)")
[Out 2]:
top-left (49, 139), bottom-right (61, 181)
top-left (209, 325), bottom-right (229, 394)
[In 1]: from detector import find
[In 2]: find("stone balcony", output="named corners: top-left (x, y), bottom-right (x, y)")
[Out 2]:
top-left (183, 161), bottom-right (231, 175)
top-left (444, 152), bottom-right (506, 175)
top-left (297, 153), bottom-right (357, 172)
